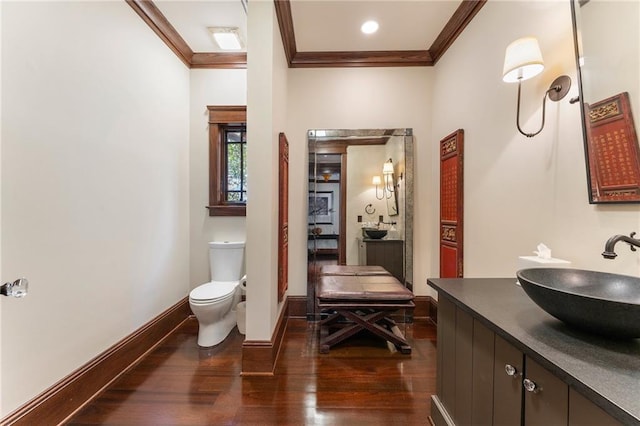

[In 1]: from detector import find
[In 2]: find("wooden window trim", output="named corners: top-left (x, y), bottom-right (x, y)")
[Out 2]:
top-left (207, 106), bottom-right (247, 217)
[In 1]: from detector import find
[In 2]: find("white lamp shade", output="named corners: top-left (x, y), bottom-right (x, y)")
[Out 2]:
top-left (382, 161), bottom-right (394, 175)
top-left (372, 176), bottom-right (382, 185)
top-left (502, 37), bottom-right (544, 83)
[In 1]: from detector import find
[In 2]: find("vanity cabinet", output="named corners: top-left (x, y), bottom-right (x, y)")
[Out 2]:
top-left (357, 238), bottom-right (403, 281)
top-left (433, 295), bottom-right (621, 426)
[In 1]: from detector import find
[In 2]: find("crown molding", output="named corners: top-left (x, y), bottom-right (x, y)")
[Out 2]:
top-left (275, 0), bottom-right (486, 68)
top-left (126, 0), bottom-right (247, 69)
top-left (429, 0), bottom-right (487, 64)
top-left (291, 50), bottom-right (432, 68)
top-left (127, 0), bottom-right (484, 69)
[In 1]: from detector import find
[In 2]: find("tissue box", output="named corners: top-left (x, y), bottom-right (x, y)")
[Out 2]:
top-left (517, 256), bottom-right (571, 271)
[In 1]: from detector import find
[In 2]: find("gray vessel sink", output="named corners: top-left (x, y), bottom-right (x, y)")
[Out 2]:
top-left (516, 268), bottom-right (640, 339)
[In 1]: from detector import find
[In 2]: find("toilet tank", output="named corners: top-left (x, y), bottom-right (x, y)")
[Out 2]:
top-left (209, 241), bottom-right (245, 282)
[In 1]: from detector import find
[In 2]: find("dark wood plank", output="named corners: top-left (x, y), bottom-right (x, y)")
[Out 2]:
top-left (3, 298), bottom-right (190, 426)
top-left (454, 307), bottom-right (473, 425)
top-left (438, 296), bottom-right (457, 413)
top-left (471, 318), bottom-right (495, 424)
top-left (493, 334), bottom-right (524, 425)
top-left (65, 317), bottom-right (437, 425)
top-left (524, 357), bottom-right (569, 425)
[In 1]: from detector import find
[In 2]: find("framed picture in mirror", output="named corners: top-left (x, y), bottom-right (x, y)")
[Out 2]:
top-left (308, 191), bottom-right (333, 224)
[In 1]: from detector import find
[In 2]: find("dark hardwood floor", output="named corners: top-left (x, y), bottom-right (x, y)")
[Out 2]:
top-left (66, 316), bottom-right (437, 425)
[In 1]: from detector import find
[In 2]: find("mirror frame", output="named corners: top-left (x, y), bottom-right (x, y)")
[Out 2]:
top-left (307, 128), bottom-right (414, 319)
top-left (571, 0), bottom-right (640, 204)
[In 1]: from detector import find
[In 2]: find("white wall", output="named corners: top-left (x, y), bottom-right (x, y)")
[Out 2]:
top-left (0, 2), bottom-right (190, 416)
top-left (0, 0), bottom-right (4, 415)
top-left (189, 69), bottom-right (247, 287)
top-left (427, 0), bottom-right (640, 297)
top-left (246, 0), bottom-right (288, 340)
top-left (287, 67), bottom-right (433, 296)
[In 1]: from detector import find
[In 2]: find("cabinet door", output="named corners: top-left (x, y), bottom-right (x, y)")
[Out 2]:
top-left (438, 296), bottom-right (457, 413)
top-left (454, 308), bottom-right (473, 425)
top-left (471, 319), bottom-right (494, 425)
top-left (569, 388), bottom-right (620, 426)
top-left (365, 240), bottom-right (404, 281)
top-left (523, 357), bottom-right (568, 425)
top-left (493, 335), bottom-right (523, 425)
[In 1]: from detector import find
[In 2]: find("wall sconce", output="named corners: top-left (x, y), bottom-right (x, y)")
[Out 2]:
top-left (373, 159), bottom-right (396, 200)
top-left (502, 36), bottom-right (571, 138)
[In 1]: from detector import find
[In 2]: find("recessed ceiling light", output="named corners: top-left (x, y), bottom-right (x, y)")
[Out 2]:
top-left (208, 27), bottom-right (244, 50)
top-left (361, 20), bottom-right (379, 35)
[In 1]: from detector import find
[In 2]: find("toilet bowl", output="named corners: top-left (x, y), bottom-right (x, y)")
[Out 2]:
top-left (189, 241), bottom-right (245, 347)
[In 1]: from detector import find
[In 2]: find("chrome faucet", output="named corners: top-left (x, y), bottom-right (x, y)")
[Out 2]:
top-left (602, 232), bottom-right (640, 259)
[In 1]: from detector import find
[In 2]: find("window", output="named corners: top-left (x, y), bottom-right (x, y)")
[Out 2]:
top-left (207, 106), bottom-right (247, 216)
top-left (222, 124), bottom-right (247, 202)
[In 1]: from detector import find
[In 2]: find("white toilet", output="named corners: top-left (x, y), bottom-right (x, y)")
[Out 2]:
top-left (189, 241), bottom-right (245, 347)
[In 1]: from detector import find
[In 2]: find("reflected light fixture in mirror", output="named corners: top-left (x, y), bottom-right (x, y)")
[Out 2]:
top-left (383, 158), bottom-right (395, 192)
top-left (503, 36), bottom-right (572, 138)
top-left (374, 159), bottom-right (396, 200)
top-left (373, 175), bottom-right (389, 200)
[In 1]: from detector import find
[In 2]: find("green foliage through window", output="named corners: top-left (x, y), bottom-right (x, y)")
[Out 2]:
top-left (224, 125), bottom-right (247, 203)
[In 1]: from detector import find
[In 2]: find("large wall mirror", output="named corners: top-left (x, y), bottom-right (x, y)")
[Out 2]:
top-left (307, 129), bottom-right (413, 319)
top-left (572, 0), bottom-right (640, 203)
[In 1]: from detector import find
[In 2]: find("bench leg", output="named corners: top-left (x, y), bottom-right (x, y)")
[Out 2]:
top-left (318, 308), bottom-right (412, 354)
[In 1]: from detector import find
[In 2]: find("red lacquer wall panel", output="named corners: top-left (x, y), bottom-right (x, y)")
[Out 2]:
top-left (440, 130), bottom-right (464, 278)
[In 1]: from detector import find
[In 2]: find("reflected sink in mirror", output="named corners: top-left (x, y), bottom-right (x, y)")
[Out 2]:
top-left (363, 228), bottom-right (387, 239)
top-left (517, 268), bottom-right (640, 339)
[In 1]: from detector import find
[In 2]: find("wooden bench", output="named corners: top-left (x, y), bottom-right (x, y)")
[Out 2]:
top-left (316, 274), bottom-right (414, 354)
top-left (319, 265), bottom-right (392, 276)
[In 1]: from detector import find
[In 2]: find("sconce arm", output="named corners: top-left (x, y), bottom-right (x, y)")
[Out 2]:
top-left (516, 80), bottom-right (548, 138)
top-left (515, 75), bottom-right (571, 138)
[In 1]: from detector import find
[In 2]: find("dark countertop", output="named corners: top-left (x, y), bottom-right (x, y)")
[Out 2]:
top-left (427, 278), bottom-right (640, 425)
top-left (358, 237), bottom-right (403, 243)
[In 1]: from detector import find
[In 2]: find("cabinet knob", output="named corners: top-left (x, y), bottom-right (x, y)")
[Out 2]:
top-left (523, 378), bottom-right (540, 393)
top-left (504, 364), bottom-right (519, 377)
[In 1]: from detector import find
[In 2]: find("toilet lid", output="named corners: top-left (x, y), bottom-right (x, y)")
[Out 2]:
top-left (189, 281), bottom-right (237, 302)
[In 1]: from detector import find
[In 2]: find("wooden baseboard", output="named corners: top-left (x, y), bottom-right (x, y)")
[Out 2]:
top-left (430, 297), bottom-right (438, 324)
top-left (287, 295), bottom-right (306, 318)
top-left (413, 296), bottom-right (438, 323)
top-left (241, 298), bottom-right (289, 375)
top-left (1, 298), bottom-right (191, 426)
